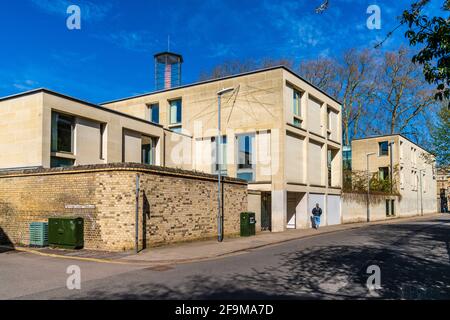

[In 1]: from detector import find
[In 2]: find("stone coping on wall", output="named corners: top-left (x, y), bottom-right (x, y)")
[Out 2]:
top-left (0, 163), bottom-right (248, 185)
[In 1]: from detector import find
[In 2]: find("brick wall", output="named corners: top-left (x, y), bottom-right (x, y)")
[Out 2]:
top-left (0, 163), bottom-right (247, 251)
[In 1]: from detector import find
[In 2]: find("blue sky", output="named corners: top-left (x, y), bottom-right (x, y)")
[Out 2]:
top-left (0, 0), bottom-right (444, 103)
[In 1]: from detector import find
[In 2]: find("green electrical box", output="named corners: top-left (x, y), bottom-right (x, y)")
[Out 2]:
top-left (48, 217), bottom-right (84, 249)
top-left (240, 212), bottom-right (256, 237)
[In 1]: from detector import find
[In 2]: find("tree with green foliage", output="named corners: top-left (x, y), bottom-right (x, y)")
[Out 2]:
top-left (401, 0), bottom-right (450, 102)
top-left (431, 102), bottom-right (450, 166)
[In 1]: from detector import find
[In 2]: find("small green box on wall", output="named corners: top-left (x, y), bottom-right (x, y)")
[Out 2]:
top-left (48, 217), bottom-right (84, 249)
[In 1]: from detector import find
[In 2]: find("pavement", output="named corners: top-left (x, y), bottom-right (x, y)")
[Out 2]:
top-left (2, 213), bottom-right (444, 265)
top-left (2, 214), bottom-right (448, 299)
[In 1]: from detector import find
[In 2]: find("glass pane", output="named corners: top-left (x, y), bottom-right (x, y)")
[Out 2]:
top-left (141, 136), bottom-right (155, 165)
top-left (170, 100), bottom-right (182, 124)
top-left (237, 172), bottom-right (253, 182)
top-left (52, 113), bottom-right (73, 153)
top-left (293, 90), bottom-right (301, 116)
top-left (379, 141), bottom-right (388, 156)
top-left (238, 135), bottom-right (253, 169)
top-left (150, 104), bottom-right (159, 124)
top-left (50, 157), bottom-right (74, 168)
top-left (213, 136), bottom-right (227, 172)
top-left (51, 112), bottom-right (58, 152)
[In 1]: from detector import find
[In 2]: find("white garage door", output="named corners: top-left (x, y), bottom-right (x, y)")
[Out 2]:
top-left (327, 195), bottom-right (341, 225)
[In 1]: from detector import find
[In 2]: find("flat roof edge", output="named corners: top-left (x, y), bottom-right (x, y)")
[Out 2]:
top-left (101, 66), bottom-right (343, 106)
top-left (352, 133), bottom-right (435, 156)
top-left (0, 88), bottom-right (164, 129)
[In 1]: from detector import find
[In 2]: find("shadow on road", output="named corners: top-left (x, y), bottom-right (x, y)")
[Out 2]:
top-left (36, 218), bottom-right (450, 300)
top-left (0, 227), bottom-right (14, 253)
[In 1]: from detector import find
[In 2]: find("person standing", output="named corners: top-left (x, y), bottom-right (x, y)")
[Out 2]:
top-left (312, 203), bottom-right (322, 229)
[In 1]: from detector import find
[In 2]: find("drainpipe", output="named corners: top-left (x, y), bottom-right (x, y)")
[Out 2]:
top-left (135, 174), bottom-right (140, 253)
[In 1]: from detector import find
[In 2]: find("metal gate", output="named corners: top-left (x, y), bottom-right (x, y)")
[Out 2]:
top-left (261, 192), bottom-right (272, 231)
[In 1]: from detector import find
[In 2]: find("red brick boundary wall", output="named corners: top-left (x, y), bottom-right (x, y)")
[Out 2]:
top-left (0, 163), bottom-right (247, 251)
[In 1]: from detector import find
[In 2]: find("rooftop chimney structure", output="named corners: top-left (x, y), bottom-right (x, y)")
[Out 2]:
top-left (154, 52), bottom-right (183, 91)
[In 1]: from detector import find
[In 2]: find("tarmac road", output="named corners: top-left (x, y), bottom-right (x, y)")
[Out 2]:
top-left (1, 215), bottom-right (449, 300)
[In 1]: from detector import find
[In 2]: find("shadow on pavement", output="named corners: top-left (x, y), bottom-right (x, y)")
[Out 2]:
top-left (59, 218), bottom-right (450, 300)
top-left (0, 226), bottom-right (14, 253)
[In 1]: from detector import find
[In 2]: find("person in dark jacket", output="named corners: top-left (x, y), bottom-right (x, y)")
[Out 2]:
top-left (312, 203), bottom-right (322, 229)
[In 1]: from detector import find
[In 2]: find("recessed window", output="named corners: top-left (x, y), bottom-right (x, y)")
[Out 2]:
top-left (292, 89), bottom-right (302, 128)
top-left (51, 112), bottom-right (74, 153)
top-left (293, 89), bottom-right (301, 117)
top-left (379, 141), bottom-right (389, 156)
top-left (149, 103), bottom-right (159, 124)
top-left (169, 99), bottom-right (182, 125)
top-left (236, 134), bottom-right (255, 182)
top-left (379, 167), bottom-right (389, 180)
top-left (141, 136), bottom-right (157, 165)
top-left (100, 123), bottom-right (106, 160)
top-left (211, 136), bottom-right (227, 174)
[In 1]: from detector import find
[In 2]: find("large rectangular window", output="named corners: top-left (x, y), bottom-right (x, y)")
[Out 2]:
top-left (237, 134), bottom-right (255, 182)
top-left (292, 89), bottom-right (302, 127)
top-left (379, 167), bottom-right (389, 180)
top-left (149, 103), bottom-right (159, 124)
top-left (379, 141), bottom-right (389, 156)
top-left (141, 136), bottom-right (157, 165)
top-left (169, 99), bottom-right (182, 124)
top-left (51, 112), bottom-right (74, 153)
top-left (212, 136), bottom-right (227, 174)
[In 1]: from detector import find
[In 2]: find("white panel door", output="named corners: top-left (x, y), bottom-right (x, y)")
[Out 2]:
top-left (327, 195), bottom-right (341, 225)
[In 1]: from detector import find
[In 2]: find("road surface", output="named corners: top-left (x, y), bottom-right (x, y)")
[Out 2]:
top-left (1, 215), bottom-right (449, 299)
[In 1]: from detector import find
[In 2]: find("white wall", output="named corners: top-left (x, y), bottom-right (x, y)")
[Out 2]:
top-left (285, 133), bottom-right (305, 183)
top-left (75, 118), bottom-right (104, 165)
top-left (123, 129), bottom-right (142, 163)
top-left (308, 141), bottom-right (323, 186)
top-left (308, 97), bottom-right (322, 135)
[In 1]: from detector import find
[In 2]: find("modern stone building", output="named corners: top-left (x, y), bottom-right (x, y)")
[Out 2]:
top-left (102, 66), bottom-right (343, 232)
top-left (0, 65), bottom-right (343, 233)
top-left (351, 134), bottom-right (437, 216)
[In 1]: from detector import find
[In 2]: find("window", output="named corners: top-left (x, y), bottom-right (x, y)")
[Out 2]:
top-left (400, 166), bottom-right (404, 189)
top-left (343, 146), bottom-right (352, 170)
top-left (51, 112), bottom-right (74, 153)
top-left (100, 123), bottom-right (106, 160)
top-left (211, 136), bottom-right (227, 174)
top-left (379, 167), bottom-right (389, 180)
top-left (292, 89), bottom-right (302, 127)
top-left (236, 134), bottom-right (255, 182)
top-left (169, 99), bottom-right (182, 125)
top-left (379, 141), bottom-right (389, 156)
top-left (293, 90), bottom-right (301, 117)
top-left (327, 149), bottom-right (332, 187)
top-left (386, 200), bottom-right (395, 216)
top-left (50, 157), bottom-right (74, 168)
top-left (141, 136), bottom-right (156, 165)
top-left (149, 103), bottom-right (159, 124)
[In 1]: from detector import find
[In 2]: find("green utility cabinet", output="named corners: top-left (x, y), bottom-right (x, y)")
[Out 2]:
top-left (240, 212), bottom-right (256, 237)
top-left (29, 222), bottom-right (48, 247)
top-left (48, 217), bottom-right (84, 249)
